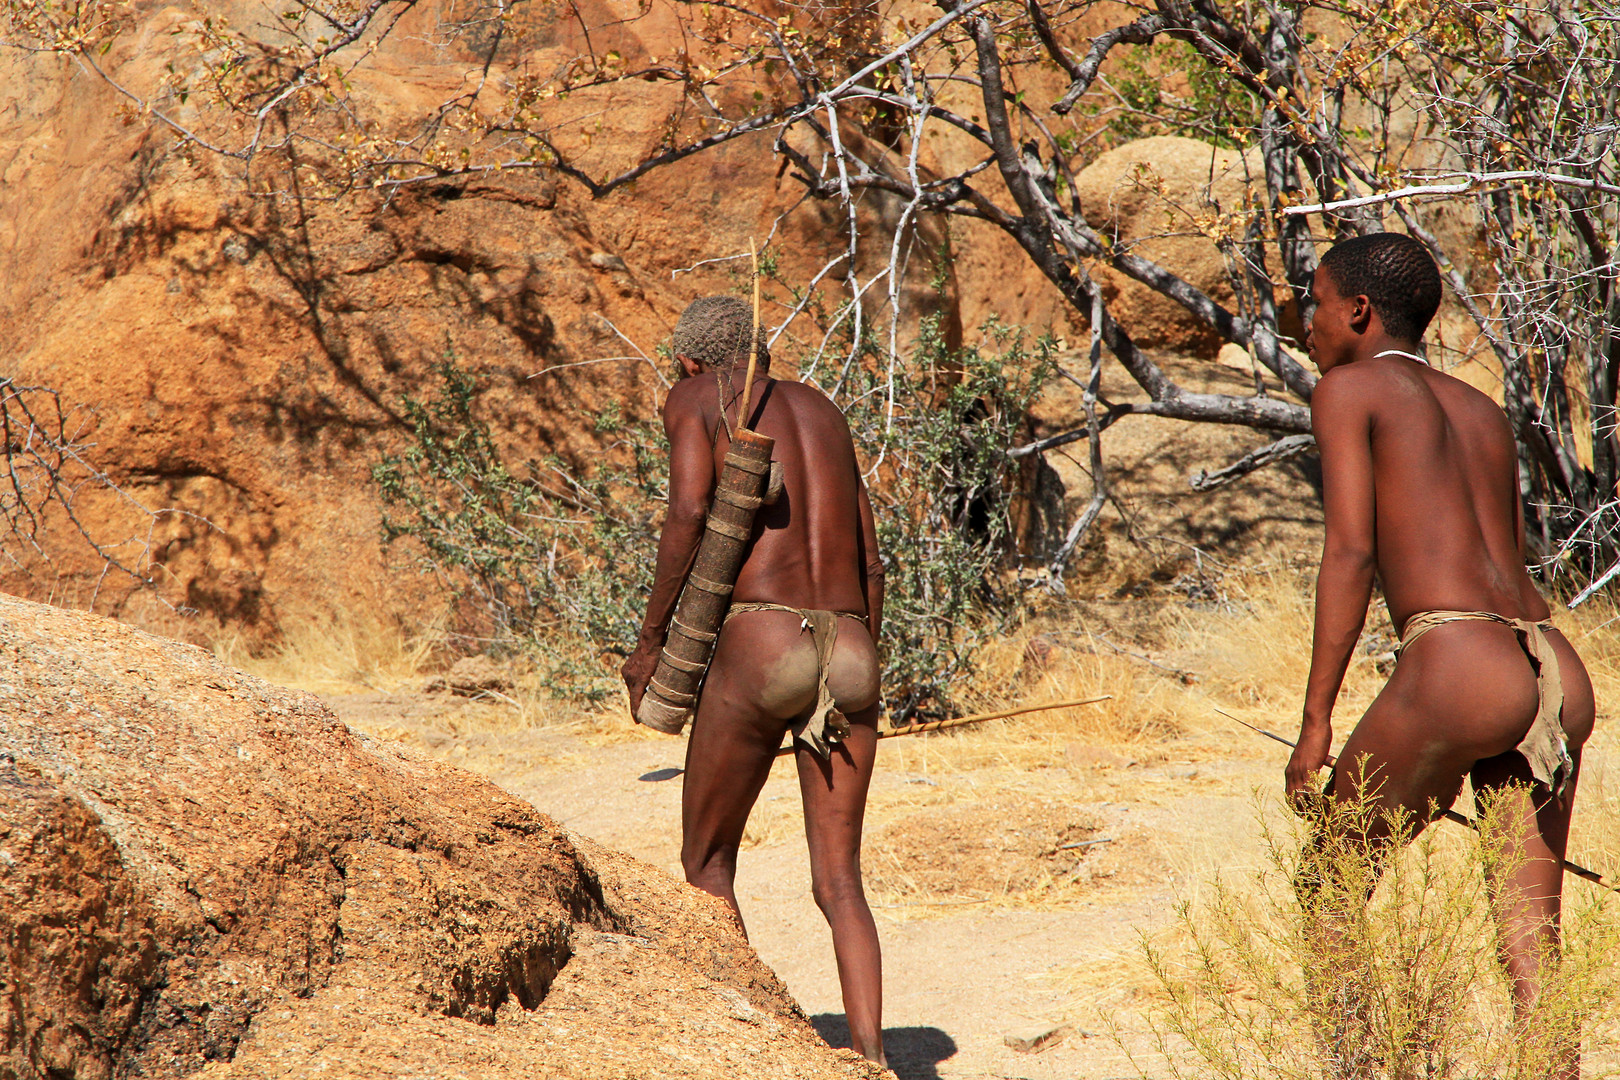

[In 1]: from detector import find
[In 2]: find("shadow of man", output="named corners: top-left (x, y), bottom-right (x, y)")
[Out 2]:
top-left (810, 1014), bottom-right (957, 1080)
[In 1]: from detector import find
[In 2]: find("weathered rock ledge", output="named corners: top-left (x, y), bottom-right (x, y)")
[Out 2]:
top-left (0, 593), bottom-right (882, 1079)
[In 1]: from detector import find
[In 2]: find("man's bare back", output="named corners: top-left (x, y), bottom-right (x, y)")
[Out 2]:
top-left (695, 376), bottom-right (880, 615)
top-left (622, 297), bottom-right (887, 1066)
top-left (1287, 235), bottom-right (1594, 1050)
top-left (1338, 357), bottom-right (1543, 625)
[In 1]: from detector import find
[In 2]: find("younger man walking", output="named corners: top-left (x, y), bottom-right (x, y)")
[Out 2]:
top-left (1288, 233), bottom-right (1595, 1044)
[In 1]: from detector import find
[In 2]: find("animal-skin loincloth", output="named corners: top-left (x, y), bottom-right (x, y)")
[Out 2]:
top-left (1398, 610), bottom-right (1574, 801)
top-left (725, 602), bottom-right (868, 758)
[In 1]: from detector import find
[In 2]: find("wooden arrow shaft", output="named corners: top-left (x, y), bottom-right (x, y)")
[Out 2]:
top-left (879, 694), bottom-right (1113, 739)
top-left (771, 694), bottom-right (1112, 758)
top-left (1217, 709), bottom-right (1619, 894)
top-left (739, 240), bottom-right (762, 434)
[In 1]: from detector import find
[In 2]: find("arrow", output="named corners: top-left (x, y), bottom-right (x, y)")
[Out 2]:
top-left (1215, 708), bottom-right (1618, 894)
top-left (638, 695), bottom-right (1112, 782)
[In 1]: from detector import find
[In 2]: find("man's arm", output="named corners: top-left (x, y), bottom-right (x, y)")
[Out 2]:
top-left (621, 383), bottom-right (716, 716)
top-left (1287, 370), bottom-right (1377, 801)
top-left (856, 472), bottom-right (885, 642)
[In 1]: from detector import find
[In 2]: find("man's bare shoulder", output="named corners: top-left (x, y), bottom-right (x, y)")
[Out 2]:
top-left (770, 378), bottom-right (835, 404)
top-left (771, 379), bottom-right (850, 424)
top-left (1426, 364), bottom-right (1510, 417)
top-left (1312, 358), bottom-right (1453, 418)
top-left (663, 373), bottom-right (713, 414)
top-left (661, 375), bottom-right (722, 438)
top-left (1313, 359), bottom-right (1513, 447)
top-left (1309, 362), bottom-right (1385, 426)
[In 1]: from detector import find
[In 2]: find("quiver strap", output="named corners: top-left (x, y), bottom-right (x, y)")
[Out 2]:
top-left (636, 427), bottom-right (776, 734)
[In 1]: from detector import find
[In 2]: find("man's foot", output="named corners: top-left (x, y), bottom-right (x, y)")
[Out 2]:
top-left (850, 1045), bottom-right (887, 1072)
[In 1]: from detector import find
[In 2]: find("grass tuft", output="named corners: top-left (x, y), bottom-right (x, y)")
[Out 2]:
top-left (1124, 788), bottom-right (1620, 1079)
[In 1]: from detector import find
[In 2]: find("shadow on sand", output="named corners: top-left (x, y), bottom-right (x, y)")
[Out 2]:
top-left (809, 1014), bottom-right (958, 1080)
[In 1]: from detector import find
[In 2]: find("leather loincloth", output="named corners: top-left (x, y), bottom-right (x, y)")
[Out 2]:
top-left (725, 602), bottom-right (868, 758)
top-left (1398, 609), bottom-right (1573, 801)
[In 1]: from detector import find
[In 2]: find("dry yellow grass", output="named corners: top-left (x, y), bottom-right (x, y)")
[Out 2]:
top-left (212, 608), bottom-right (658, 737)
top-left (1081, 795), bottom-right (1620, 1078)
top-left (1020, 566), bottom-right (1620, 1074)
top-left (212, 608), bottom-right (445, 695)
top-left (824, 561), bottom-right (1350, 914)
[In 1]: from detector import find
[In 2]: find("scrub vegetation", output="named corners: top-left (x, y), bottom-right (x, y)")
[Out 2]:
top-left (1137, 790), bottom-right (1620, 1079)
top-left (369, 319), bottom-right (1053, 718)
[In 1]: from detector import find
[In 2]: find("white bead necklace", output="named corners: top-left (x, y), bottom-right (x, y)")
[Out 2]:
top-left (1374, 348), bottom-right (1430, 366)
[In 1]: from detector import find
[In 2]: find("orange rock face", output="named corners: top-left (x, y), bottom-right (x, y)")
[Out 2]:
top-left (0, 591), bottom-right (886, 1079)
top-left (0, 0), bottom-right (1235, 641)
top-left (0, 1), bottom-right (964, 640)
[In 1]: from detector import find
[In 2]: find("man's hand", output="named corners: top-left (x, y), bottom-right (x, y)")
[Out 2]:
top-left (1286, 719), bottom-right (1334, 815)
top-left (621, 641), bottom-right (661, 720)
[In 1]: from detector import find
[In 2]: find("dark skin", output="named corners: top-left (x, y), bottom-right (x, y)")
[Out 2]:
top-left (621, 352), bottom-right (888, 1067)
top-left (1290, 266), bottom-right (1596, 1051)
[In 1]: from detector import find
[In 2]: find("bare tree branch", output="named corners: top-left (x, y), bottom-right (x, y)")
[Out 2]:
top-left (1190, 433), bottom-right (1317, 491)
top-left (1282, 171), bottom-right (1620, 216)
top-left (1049, 13), bottom-right (1169, 116)
top-left (1047, 284), bottom-right (1110, 589)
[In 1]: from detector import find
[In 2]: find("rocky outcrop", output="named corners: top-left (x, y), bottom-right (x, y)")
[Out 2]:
top-left (0, 0), bottom-right (958, 640)
top-left (1, 0), bottom-right (1064, 643)
top-left (1073, 135), bottom-right (1256, 357)
top-left (0, 0), bottom-right (1293, 640)
top-left (0, 591), bottom-right (883, 1079)
top-left (0, 58), bottom-right (813, 638)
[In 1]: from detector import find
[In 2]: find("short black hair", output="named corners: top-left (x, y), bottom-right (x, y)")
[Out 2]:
top-left (1318, 233), bottom-right (1443, 342)
top-left (671, 296), bottom-right (769, 371)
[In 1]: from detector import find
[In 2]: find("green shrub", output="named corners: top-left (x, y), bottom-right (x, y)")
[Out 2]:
top-left (372, 358), bottom-right (665, 699)
top-left (372, 321), bottom-right (1053, 714)
top-left (1091, 39), bottom-right (1263, 154)
top-left (842, 316), bottom-right (1055, 721)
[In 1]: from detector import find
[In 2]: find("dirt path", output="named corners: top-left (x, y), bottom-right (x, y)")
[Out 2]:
top-left (331, 691), bottom-right (1288, 1079)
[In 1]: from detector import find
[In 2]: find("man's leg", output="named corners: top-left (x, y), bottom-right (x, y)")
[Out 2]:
top-left (1468, 626), bottom-right (1596, 1034)
top-left (1469, 629), bottom-right (1594, 1079)
top-left (1305, 624), bottom-right (1590, 1076)
top-left (797, 702), bottom-right (884, 1067)
top-left (1349, 625), bottom-right (1592, 1016)
top-left (679, 705), bottom-right (779, 934)
top-left (1315, 686), bottom-right (1473, 847)
top-left (1296, 680), bottom-right (1478, 1078)
top-left (1471, 750), bottom-right (1581, 1012)
top-left (680, 613), bottom-right (812, 932)
top-left (1472, 751), bottom-right (1583, 1080)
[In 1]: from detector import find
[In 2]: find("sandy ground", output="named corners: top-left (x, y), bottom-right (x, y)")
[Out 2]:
top-left (325, 691), bottom-right (1365, 1079)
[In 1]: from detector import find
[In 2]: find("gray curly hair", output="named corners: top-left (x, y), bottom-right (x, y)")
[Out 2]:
top-left (671, 296), bottom-right (769, 371)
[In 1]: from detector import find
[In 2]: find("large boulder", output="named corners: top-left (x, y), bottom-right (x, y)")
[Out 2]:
top-left (0, 592), bottom-right (883, 1080)
top-left (1075, 136), bottom-right (1253, 356)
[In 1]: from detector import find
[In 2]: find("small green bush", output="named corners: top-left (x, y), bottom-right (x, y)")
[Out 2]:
top-left (1092, 40), bottom-right (1263, 154)
top-left (372, 320), bottom-right (1053, 714)
top-left (842, 316), bottom-right (1055, 721)
top-left (372, 358), bottom-right (665, 699)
